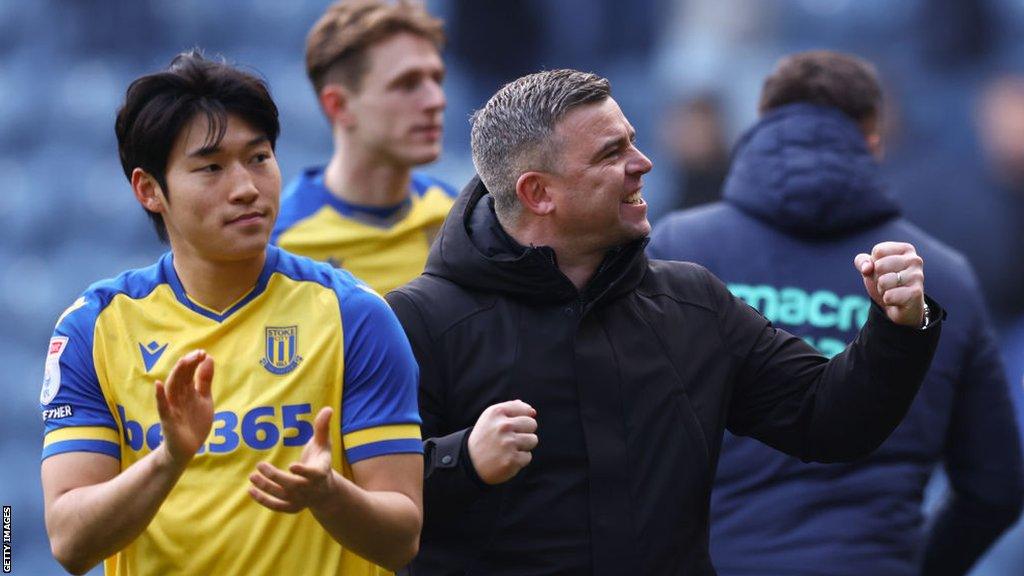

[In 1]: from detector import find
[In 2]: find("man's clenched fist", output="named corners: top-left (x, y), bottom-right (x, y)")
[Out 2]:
top-left (468, 400), bottom-right (539, 485)
top-left (854, 241), bottom-right (927, 328)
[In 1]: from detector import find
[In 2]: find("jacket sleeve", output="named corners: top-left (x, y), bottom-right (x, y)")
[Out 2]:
top-left (385, 290), bottom-right (489, 516)
top-left (711, 267), bottom-right (945, 462)
top-left (920, 282), bottom-right (1024, 575)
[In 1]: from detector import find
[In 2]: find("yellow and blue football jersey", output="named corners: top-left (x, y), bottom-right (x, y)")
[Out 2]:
top-left (40, 246), bottom-right (422, 576)
top-left (272, 168), bottom-right (457, 295)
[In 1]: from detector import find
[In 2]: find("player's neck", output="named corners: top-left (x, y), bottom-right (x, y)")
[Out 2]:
top-left (171, 248), bottom-right (267, 313)
top-left (323, 148), bottom-right (412, 208)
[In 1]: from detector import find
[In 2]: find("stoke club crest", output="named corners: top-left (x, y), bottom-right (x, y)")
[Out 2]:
top-left (260, 326), bottom-right (302, 375)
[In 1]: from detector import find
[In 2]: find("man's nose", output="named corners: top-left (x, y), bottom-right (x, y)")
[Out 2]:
top-left (424, 79), bottom-right (446, 112)
top-left (629, 147), bottom-right (654, 175)
top-left (228, 163), bottom-right (259, 202)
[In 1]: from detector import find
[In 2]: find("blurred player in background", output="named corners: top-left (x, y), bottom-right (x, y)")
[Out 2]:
top-left (650, 50), bottom-right (1024, 576)
top-left (660, 93), bottom-right (731, 211)
top-left (39, 51), bottom-right (423, 575)
top-left (273, 0), bottom-right (457, 295)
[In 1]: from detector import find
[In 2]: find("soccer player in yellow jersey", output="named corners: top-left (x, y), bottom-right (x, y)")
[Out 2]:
top-left (272, 0), bottom-right (457, 295)
top-left (39, 51), bottom-right (423, 575)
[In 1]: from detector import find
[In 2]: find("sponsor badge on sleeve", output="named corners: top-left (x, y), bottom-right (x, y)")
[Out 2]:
top-left (40, 336), bottom-right (69, 405)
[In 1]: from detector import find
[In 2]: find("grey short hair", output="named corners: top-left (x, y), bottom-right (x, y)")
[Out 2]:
top-left (470, 69), bottom-right (610, 225)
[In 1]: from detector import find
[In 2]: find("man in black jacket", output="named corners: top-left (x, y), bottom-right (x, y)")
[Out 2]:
top-left (386, 69), bottom-right (943, 576)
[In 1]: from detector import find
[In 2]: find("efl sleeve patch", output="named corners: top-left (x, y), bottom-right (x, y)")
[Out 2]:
top-left (40, 336), bottom-right (69, 405)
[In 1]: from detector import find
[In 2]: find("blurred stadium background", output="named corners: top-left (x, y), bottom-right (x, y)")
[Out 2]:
top-left (1, 0), bottom-right (1022, 573)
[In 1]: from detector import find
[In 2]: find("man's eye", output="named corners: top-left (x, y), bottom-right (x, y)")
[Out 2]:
top-left (394, 76), bottom-right (420, 91)
top-left (252, 152), bottom-right (271, 163)
top-left (198, 164), bottom-right (221, 173)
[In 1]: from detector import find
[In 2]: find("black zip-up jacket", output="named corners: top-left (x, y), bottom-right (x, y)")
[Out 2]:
top-left (386, 177), bottom-right (943, 576)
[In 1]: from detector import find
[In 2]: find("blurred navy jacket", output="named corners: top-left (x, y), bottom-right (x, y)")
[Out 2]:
top-left (649, 103), bottom-right (1024, 576)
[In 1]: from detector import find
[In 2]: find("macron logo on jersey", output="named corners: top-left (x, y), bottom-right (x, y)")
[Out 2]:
top-left (139, 341), bottom-right (169, 372)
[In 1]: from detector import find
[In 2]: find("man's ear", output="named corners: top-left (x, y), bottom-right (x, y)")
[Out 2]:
top-left (515, 171), bottom-right (556, 216)
top-left (319, 84), bottom-right (355, 129)
top-left (860, 115), bottom-right (885, 160)
top-left (864, 131), bottom-right (884, 160)
top-left (131, 168), bottom-right (167, 214)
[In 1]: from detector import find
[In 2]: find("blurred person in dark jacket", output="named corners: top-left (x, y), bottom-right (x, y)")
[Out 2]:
top-left (387, 67), bottom-right (945, 576)
top-left (973, 75), bottom-right (1024, 320)
top-left (661, 93), bottom-right (731, 211)
top-left (650, 50), bottom-right (1024, 576)
top-left (891, 74), bottom-right (1024, 324)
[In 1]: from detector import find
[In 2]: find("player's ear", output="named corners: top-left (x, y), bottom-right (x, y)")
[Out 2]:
top-left (860, 114), bottom-right (884, 160)
top-left (319, 84), bottom-right (355, 129)
top-left (132, 168), bottom-right (167, 214)
top-left (515, 171), bottom-right (556, 217)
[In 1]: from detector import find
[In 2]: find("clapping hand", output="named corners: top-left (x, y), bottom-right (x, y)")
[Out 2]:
top-left (155, 350), bottom-right (215, 467)
top-left (248, 407), bottom-right (336, 513)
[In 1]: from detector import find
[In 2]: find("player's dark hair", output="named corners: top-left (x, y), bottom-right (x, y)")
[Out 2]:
top-left (115, 50), bottom-right (280, 242)
top-left (759, 50), bottom-right (882, 124)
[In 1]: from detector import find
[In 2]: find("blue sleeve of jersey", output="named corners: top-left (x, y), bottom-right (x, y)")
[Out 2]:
top-left (40, 297), bottom-right (120, 461)
top-left (338, 283), bottom-right (423, 464)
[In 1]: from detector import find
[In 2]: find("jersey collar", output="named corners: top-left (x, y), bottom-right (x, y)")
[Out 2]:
top-left (310, 169), bottom-right (413, 220)
top-left (161, 246), bottom-right (279, 322)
